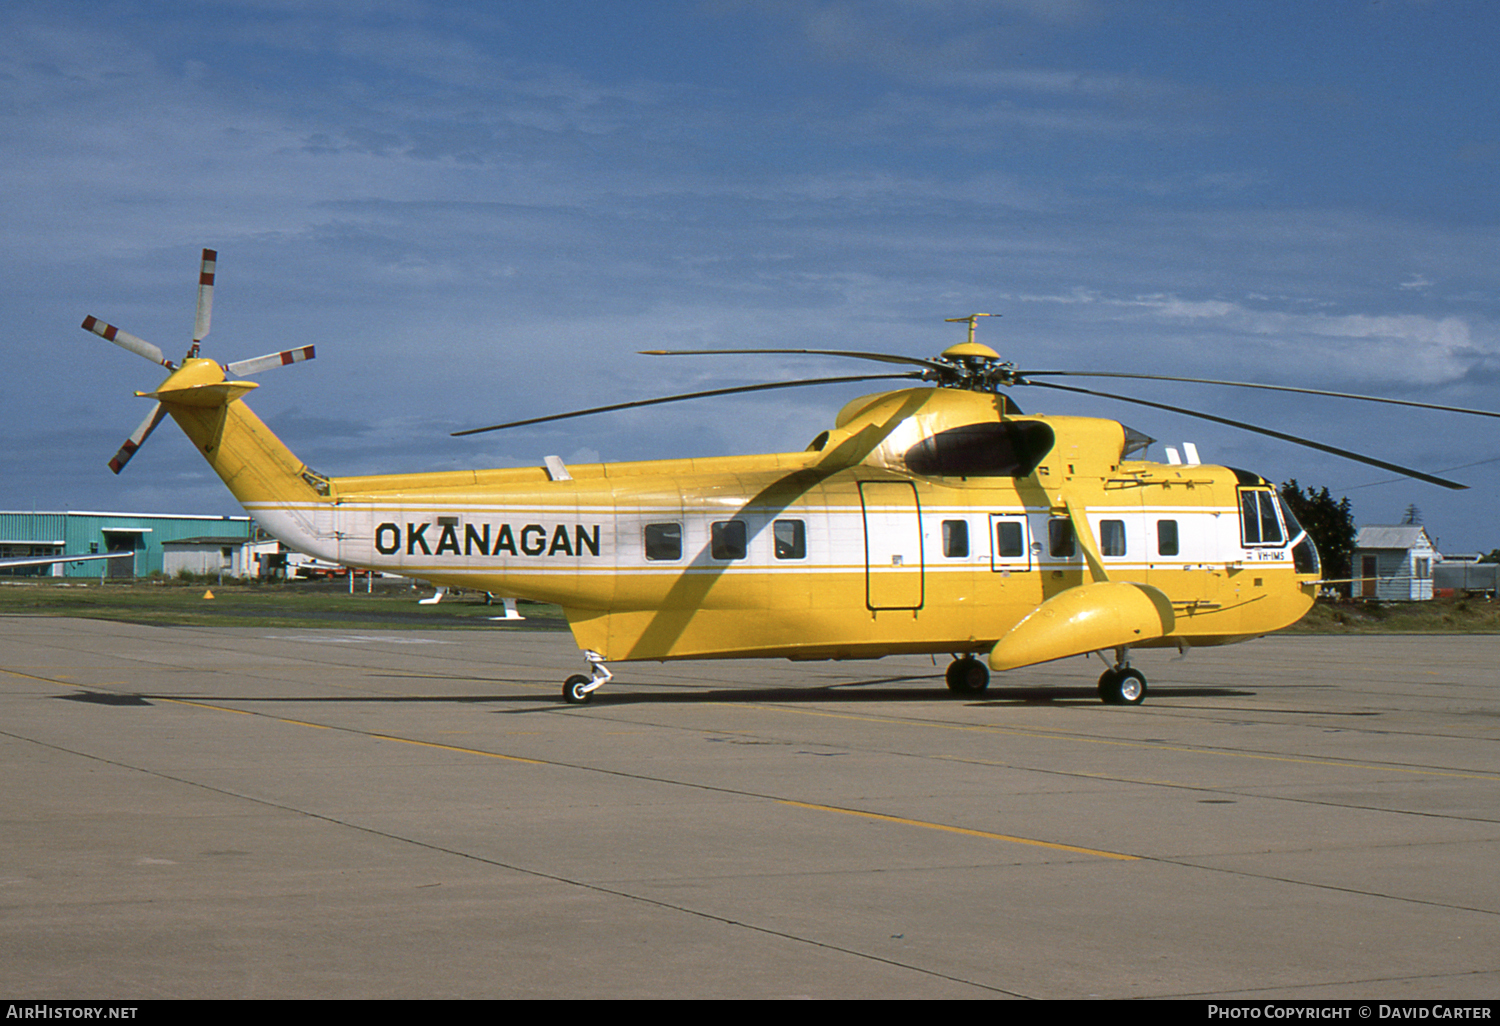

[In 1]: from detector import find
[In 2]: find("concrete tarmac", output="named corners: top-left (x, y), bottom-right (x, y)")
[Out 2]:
top-left (2, 616), bottom-right (1498, 999)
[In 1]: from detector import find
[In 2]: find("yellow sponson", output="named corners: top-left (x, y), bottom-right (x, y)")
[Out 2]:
top-left (987, 581), bottom-right (1176, 672)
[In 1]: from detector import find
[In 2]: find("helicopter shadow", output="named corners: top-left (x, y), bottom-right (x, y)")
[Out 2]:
top-left (504, 677), bottom-right (1257, 709)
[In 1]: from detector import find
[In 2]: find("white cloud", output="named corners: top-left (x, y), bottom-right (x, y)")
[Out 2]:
top-left (1118, 295), bottom-right (1490, 387)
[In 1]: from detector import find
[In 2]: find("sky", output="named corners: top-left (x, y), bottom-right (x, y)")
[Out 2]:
top-left (3, 0), bottom-right (1498, 552)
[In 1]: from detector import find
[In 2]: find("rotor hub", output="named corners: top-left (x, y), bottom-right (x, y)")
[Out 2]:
top-left (924, 342), bottom-right (1021, 393)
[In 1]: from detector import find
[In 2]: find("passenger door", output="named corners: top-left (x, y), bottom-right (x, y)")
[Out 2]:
top-left (859, 481), bottom-right (924, 610)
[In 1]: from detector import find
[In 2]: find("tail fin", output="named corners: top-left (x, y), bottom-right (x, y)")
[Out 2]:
top-left (146, 358), bottom-right (328, 506)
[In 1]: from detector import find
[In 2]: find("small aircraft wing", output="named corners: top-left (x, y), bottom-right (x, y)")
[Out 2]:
top-left (0, 552), bottom-right (125, 570)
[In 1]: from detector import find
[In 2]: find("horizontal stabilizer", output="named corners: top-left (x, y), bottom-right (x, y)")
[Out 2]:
top-left (138, 380), bottom-right (259, 407)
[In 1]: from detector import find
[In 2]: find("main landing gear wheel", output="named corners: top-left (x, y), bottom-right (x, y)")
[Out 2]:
top-left (561, 650), bottom-right (612, 705)
top-left (563, 674), bottom-right (594, 704)
top-left (945, 656), bottom-right (990, 695)
top-left (1097, 667), bottom-right (1147, 706)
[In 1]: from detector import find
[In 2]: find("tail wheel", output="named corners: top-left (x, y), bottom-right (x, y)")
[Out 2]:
top-left (562, 674), bottom-right (594, 704)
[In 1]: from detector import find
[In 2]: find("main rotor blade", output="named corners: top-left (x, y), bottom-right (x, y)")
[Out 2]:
top-left (453, 373), bottom-right (920, 436)
top-left (224, 345), bottom-right (315, 376)
top-left (81, 316), bottom-right (174, 369)
top-left (194, 248), bottom-right (217, 343)
top-left (108, 402), bottom-right (168, 474)
top-left (1022, 370), bottom-right (1500, 420)
top-left (642, 348), bottom-right (949, 373)
top-left (1025, 380), bottom-right (1469, 490)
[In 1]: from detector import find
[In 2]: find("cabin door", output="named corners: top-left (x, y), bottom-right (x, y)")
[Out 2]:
top-left (859, 481), bottom-right (924, 610)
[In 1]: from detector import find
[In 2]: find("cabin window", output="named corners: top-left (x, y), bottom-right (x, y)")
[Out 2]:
top-left (711, 520), bottom-right (747, 560)
top-left (1048, 518), bottom-right (1075, 558)
top-left (902, 421), bottom-right (1056, 478)
top-left (1099, 520), bottom-right (1126, 557)
top-left (644, 522), bottom-right (682, 561)
top-left (995, 521), bottom-right (1024, 559)
top-left (1157, 519), bottom-right (1179, 557)
top-left (1239, 489), bottom-right (1285, 546)
top-left (773, 519), bottom-right (806, 560)
top-left (942, 520), bottom-right (969, 558)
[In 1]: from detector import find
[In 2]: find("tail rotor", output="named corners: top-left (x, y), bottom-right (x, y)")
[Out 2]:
top-left (82, 247), bottom-right (315, 474)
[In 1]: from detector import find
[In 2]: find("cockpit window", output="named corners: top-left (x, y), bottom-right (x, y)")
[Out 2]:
top-left (1276, 495), bottom-right (1321, 573)
top-left (903, 421), bottom-right (1055, 478)
top-left (1239, 489), bottom-right (1285, 546)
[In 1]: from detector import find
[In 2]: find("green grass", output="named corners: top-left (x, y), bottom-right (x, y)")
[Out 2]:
top-left (1280, 595), bottom-right (1500, 634)
top-left (0, 578), bottom-right (569, 631)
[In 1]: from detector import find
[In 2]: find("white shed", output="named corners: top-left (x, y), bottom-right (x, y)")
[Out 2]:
top-left (162, 535), bottom-right (279, 579)
top-left (1353, 526), bottom-right (1440, 601)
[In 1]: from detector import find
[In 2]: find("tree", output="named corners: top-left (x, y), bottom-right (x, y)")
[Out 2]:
top-left (1279, 480), bottom-right (1357, 596)
top-left (1479, 549), bottom-right (1500, 565)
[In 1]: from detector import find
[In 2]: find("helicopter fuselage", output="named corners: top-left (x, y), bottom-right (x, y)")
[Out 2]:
top-left (227, 382), bottom-right (1319, 665)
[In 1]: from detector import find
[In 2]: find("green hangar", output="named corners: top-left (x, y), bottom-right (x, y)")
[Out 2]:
top-left (0, 510), bottom-right (254, 578)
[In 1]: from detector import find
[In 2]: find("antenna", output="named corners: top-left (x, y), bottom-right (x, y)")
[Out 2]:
top-left (944, 313), bottom-right (995, 345)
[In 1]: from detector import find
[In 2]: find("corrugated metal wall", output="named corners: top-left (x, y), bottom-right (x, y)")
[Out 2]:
top-left (0, 512), bottom-right (252, 577)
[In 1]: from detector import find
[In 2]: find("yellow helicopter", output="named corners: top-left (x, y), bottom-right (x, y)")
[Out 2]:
top-left (83, 251), bottom-right (1497, 705)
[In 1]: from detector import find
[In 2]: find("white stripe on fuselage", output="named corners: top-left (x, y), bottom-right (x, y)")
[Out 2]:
top-left (243, 501), bottom-right (1282, 577)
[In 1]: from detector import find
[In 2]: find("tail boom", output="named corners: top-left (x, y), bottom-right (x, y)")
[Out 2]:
top-left (149, 359), bottom-right (333, 554)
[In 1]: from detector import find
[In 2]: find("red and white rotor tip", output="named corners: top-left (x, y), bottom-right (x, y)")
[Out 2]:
top-left (81, 316), bottom-right (174, 369)
top-left (194, 248), bottom-right (217, 345)
top-left (107, 403), bottom-right (167, 475)
top-left (224, 345), bottom-right (315, 377)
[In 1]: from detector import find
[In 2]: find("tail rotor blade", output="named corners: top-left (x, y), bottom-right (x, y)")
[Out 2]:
top-left (107, 402), bottom-right (168, 474)
top-left (224, 345), bottom-right (315, 377)
top-left (194, 248), bottom-right (217, 344)
top-left (81, 316), bottom-right (174, 370)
